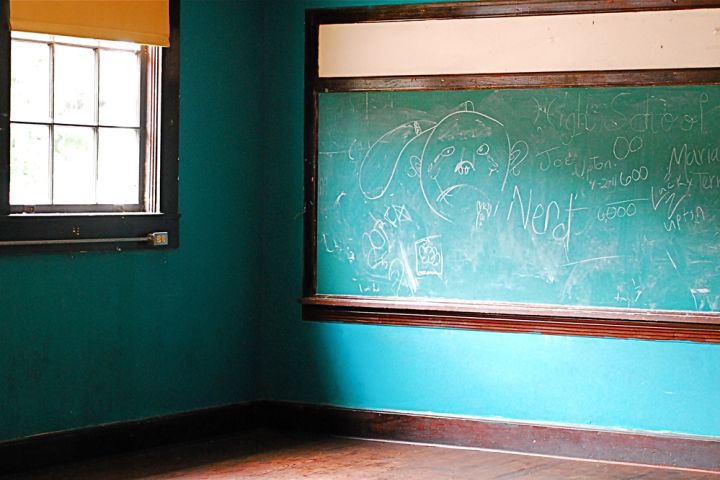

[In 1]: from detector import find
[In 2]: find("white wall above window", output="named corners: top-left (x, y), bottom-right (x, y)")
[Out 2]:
top-left (318, 8), bottom-right (720, 77)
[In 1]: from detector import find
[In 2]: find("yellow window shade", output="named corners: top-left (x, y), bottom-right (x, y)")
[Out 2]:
top-left (10, 0), bottom-right (169, 46)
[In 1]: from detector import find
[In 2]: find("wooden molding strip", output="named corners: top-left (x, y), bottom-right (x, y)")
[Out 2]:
top-left (2, 401), bottom-right (718, 473)
top-left (0, 403), bottom-right (261, 475)
top-left (261, 401), bottom-right (720, 473)
top-left (302, 295), bottom-right (720, 325)
top-left (308, 0), bottom-right (720, 24)
top-left (316, 68), bottom-right (720, 92)
top-left (302, 297), bottom-right (720, 343)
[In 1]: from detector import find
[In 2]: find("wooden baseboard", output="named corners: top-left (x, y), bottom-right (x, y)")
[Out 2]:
top-left (2, 401), bottom-right (718, 474)
top-left (0, 402), bottom-right (260, 475)
top-left (259, 401), bottom-right (720, 473)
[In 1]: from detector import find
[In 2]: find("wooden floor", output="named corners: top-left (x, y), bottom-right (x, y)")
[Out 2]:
top-left (6, 429), bottom-right (719, 479)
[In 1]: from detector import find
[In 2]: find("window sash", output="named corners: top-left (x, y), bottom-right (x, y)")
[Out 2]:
top-left (8, 34), bottom-right (154, 212)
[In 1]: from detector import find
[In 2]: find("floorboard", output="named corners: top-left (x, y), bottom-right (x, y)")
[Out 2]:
top-left (4, 429), bottom-right (718, 479)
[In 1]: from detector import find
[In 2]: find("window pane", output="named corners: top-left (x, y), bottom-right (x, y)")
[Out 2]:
top-left (11, 31), bottom-right (52, 42)
top-left (54, 46), bottom-right (96, 125)
top-left (99, 50), bottom-right (140, 127)
top-left (52, 35), bottom-right (100, 48)
top-left (10, 124), bottom-right (51, 205)
top-left (97, 128), bottom-right (140, 204)
top-left (10, 41), bottom-right (51, 122)
top-left (53, 126), bottom-right (95, 204)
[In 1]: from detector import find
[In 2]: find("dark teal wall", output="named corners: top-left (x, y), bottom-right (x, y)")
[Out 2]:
top-left (0, 0), bottom-right (264, 442)
top-left (260, 0), bottom-right (720, 437)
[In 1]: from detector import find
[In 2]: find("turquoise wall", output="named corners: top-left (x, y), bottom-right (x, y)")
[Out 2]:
top-left (0, 0), bottom-right (264, 442)
top-left (259, 0), bottom-right (720, 438)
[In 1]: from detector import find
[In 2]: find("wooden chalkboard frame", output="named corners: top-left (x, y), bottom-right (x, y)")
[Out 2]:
top-left (302, 0), bottom-right (720, 343)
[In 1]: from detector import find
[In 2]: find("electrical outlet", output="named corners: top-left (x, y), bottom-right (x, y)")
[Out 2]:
top-left (148, 232), bottom-right (169, 246)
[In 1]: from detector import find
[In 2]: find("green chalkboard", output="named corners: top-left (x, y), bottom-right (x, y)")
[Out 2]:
top-left (316, 86), bottom-right (720, 312)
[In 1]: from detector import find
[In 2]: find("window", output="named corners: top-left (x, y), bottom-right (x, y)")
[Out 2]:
top-left (11, 32), bottom-right (153, 213)
top-left (0, 0), bottom-right (179, 252)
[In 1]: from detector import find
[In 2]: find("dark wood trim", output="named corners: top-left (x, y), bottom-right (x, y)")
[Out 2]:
top-left (261, 401), bottom-right (720, 473)
top-left (302, 296), bottom-right (720, 326)
top-left (317, 68), bottom-right (720, 92)
top-left (159, 0), bottom-right (180, 220)
top-left (308, 0), bottom-right (720, 24)
top-left (0, 403), bottom-right (260, 475)
top-left (3, 401), bottom-right (718, 474)
top-left (302, 297), bottom-right (720, 343)
top-left (302, 295), bottom-right (720, 325)
top-left (0, 0), bottom-right (9, 217)
top-left (303, 11), bottom-right (320, 296)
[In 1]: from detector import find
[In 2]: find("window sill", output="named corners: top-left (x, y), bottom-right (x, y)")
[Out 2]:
top-left (0, 212), bottom-right (179, 254)
top-left (9, 211), bottom-right (166, 217)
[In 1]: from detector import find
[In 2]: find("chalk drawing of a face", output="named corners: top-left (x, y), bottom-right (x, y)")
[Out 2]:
top-left (358, 102), bottom-right (527, 225)
top-left (416, 102), bottom-right (527, 222)
top-left (417, 108), bottom-right (510, 223)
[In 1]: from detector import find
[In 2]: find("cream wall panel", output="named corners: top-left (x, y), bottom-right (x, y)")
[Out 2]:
top-left (318, 9), bottom-right (720, 77)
